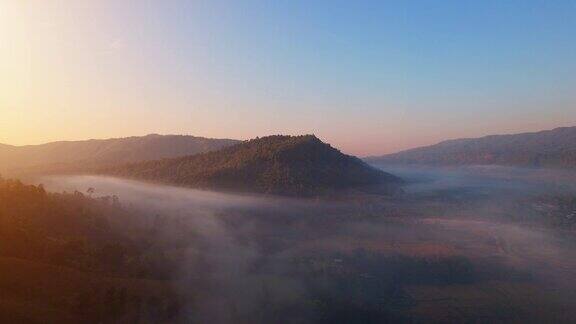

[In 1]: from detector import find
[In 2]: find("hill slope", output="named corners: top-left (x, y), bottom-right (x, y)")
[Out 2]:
top-left (103, 135), bottom-right (402, 196)
top-left (0, 178), bottom-right (184, 323)
top-left (367, 126), bottom-right (576, 169)
top-left (0, 134), bottom-right (239, 175)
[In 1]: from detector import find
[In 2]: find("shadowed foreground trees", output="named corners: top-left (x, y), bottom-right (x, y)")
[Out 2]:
top-left (0, 179), bottom-right (183, 323)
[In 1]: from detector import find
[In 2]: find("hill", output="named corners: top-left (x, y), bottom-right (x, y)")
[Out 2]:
top-left (367, 126), bottom-right (576, 169)
top-left (0, 178), bottom-right (185, 323)
top-left (103, 135), bottom-right (402, 196)
top-left (0, 134), bottom-right (239, 176)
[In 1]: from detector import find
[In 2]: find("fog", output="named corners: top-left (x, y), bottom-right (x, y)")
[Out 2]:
top-left (37, 167), bottom-right (576, 323)
top-left (382, 164), bottom-right (576, 194)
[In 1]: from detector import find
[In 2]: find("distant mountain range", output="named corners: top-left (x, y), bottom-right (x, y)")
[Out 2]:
top-left (367, 126), bottom-right (576, 169)
top-left (0, 134), bottom-right (239, 175)
top-left (102, 135), bottom-right (402, 197)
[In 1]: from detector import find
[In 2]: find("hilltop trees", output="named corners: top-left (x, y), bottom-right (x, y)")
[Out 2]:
top-left (103, 135), bottom-right (402, 197)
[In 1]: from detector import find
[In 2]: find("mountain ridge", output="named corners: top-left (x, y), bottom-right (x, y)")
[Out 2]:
top-left (0, 134), bottom-right (240, 175)
top-left (366, 126), bottom-right (576, 168)
top-left (101, 135), bottom-right (403, 197)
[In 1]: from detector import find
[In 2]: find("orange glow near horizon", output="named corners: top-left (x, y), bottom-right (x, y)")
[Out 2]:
top-left (1, 1), bottom-right (575, 156)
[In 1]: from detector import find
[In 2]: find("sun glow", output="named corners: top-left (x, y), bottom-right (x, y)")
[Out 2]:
top-left (0, 1), bottom-right (575, 155)
top-left (1, 2), bottom-right (33, 143)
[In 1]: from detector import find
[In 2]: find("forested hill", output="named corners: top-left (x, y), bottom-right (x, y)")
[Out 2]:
top-left (0, 134), bottom-right (239, 175)
top-left (0, 178), bottom-right (184, 323)
top-left (367, 126), bottom-right (576, 169)
top-left (102, 135), bottom-right (402, 197)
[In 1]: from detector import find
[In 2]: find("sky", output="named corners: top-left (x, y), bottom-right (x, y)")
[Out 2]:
top-left (1, 0), bottom-right (575, 156)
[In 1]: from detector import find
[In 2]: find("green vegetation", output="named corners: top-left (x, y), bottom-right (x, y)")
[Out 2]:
top-left (103, 135), bottom-right (402, 197)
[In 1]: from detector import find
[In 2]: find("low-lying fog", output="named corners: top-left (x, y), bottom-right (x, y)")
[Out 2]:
top-left (37, 166), bottom-right (576, 323)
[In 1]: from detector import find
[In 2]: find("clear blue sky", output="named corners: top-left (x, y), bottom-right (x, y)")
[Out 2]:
top-left (2, 0), bottom-right (575, 155)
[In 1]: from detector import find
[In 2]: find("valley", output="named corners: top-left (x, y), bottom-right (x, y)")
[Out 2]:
top-left (3, 2), bottom-right (574, 322)
top-left (5, 163), bottom-right (573, 323)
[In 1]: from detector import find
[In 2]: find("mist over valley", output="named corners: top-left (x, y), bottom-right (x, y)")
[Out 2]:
top-left (15, 161), bottom-right (576, 323)
top-left (3, 2), bottom-right (576, 322)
